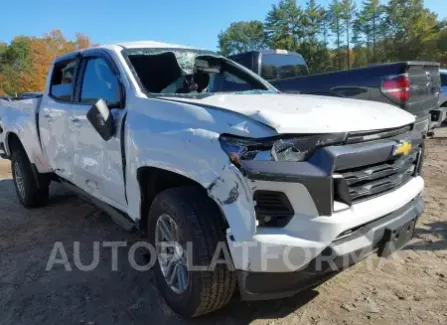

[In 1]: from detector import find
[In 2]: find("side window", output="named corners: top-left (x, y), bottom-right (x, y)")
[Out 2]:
top-left (441, 73), bottom-right (447, 86)
top-left (230, 54), bottom-right (253, 71)
top-left (261, 54), bottom-right (309, 81)
top-left (50, 59), bottom-right (78, 101)
top-left (80, 58), bottom-right (120, 107)
top-left (209, 71), bottom-right (251, 92)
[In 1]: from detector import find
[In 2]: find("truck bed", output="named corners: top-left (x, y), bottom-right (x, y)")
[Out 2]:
top-left (0, 98), bottom-right (48, 169)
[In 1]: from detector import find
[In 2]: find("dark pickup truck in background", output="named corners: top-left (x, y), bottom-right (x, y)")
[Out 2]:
top-left (229, 50), bottom-right (444, 131)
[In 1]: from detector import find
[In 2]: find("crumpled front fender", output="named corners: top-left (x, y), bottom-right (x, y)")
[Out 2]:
top-left (207, 164), bottom-right (257, 242)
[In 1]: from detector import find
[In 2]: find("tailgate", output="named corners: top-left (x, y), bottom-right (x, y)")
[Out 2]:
top-left (405, 62), bottom-right (440, 116)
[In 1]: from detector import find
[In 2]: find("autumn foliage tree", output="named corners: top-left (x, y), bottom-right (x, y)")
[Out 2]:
top-left (0, 30), bottom-right (91, 96)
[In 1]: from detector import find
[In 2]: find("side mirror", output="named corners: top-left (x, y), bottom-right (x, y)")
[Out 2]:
top-left (86, 99), bottom-right (115, 141)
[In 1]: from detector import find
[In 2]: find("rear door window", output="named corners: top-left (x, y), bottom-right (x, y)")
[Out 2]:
top-left (50, 59), bottom-right (78, 101)
top-left (261, 54), bottom-right (309, 81)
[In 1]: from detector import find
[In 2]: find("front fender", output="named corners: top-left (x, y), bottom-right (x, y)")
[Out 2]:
top-left (123, 97), bottom-right (276, 241)
top-left (126, 126), bottom-right (257, 242)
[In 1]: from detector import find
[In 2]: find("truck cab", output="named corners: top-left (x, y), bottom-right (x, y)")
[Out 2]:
top-left (229, 49), bottom-right (310, 83)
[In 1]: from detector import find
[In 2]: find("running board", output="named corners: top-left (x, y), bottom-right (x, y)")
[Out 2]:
top-left (61, 181), bottom-right (136, 232)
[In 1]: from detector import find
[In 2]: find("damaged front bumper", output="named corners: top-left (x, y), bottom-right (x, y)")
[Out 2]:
top-left (236, 193), bottom-right (424, 300)
top-left (226, 177), bottom-right (424, 273)
top-left (207, 126), bottom-right (425, 299)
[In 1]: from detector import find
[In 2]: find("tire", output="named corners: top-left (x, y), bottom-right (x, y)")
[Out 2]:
top-left (148, 186), bottom-right (236, 317)
top-left (11, 148), bottom-right (49, 208)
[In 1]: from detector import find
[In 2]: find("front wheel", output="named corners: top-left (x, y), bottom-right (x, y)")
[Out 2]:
top-left (11, 148), bottom-right (49, 208)
top-left (148, 186), bottom-right (236, 317)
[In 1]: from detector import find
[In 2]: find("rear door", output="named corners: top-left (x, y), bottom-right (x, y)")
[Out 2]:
top-left (39, 57), bottom-right (80, 178)
top-left (405, 62), bottom-right (441, 116)
top-left (69, 51), bottom-right (127, 208)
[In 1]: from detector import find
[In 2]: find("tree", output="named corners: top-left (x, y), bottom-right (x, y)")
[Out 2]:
top-left (2, 36), bottom-right (32, 70)
top-left (320, 9), bottom-right (331, 46)
top-left (385, 0), bottom-right (441, 60)
top-left (352, 46), bottom-right (369, 67)
top-left (0, 36), bottom-right (32, 96)
top-left (329, 0), bottom-right (346, 70)
top-left (340, 0), bottom-right (356, 69)
top-left (365, 0), bottom-right (381, 61)
top-left (218, 21), bottom-right (267, 56)
top-left (0, 30), bottom-right (91, 96)
top-left (355, 0), bottom-right (384, 63)
top-left (0, 42), bottom-right (7, 59)
top-left (301, 41), bottom-right (333, 72)
top-left (301, 0), bottom-right (333, 72)
top-left (303, 0), bottom-right (324, 41)
top-left (264, 0), bottom-right (305, 51)
top-left (437, 27), bottom-right (447, 66)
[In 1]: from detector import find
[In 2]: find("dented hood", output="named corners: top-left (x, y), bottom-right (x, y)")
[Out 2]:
top-left (168, 93), bottom-right (415, 134)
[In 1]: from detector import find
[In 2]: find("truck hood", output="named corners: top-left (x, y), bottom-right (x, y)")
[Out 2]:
top-left (167, 93), bottom-right (415, 134)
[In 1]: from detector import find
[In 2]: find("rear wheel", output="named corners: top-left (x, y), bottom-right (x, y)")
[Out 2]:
top-left (148, 186), bottom-right (236, 317)
top-left (11, 148), bottom-right (49, 207)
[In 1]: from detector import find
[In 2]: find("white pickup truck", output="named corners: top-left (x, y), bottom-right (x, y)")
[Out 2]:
top-left (0, 41), bottom-right (427, 317)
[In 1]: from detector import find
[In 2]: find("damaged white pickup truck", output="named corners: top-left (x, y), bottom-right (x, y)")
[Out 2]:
top-left (0, 41), bottom-right (427, 317)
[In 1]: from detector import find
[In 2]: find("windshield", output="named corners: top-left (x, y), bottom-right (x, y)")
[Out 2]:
top-left (125, 48), bottom-right (277, 97)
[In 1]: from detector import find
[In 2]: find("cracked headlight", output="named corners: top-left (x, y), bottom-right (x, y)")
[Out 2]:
top-left (219, 133), bottom-right (346, 167)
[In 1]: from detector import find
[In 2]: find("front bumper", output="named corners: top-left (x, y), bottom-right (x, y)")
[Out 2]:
top-left (237, 193), bottom-right (424, 301)
top-left (228, 176), bottom-right (424, 273)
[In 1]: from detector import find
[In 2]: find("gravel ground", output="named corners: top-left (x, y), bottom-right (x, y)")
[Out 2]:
top-left (0, 129), bottom-right (446, 325)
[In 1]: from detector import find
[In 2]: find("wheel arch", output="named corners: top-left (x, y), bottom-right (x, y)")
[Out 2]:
top-left (5, 132), bottom-right (26, 158)
top-left (136, 166), bottom-right (228, 232)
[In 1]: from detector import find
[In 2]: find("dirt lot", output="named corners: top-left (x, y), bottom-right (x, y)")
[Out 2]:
top-left (0, 130), bottom-right (446, 325)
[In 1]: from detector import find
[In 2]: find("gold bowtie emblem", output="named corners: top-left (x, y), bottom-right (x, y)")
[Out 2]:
top-left (393, 140), bottom-right (412, 156)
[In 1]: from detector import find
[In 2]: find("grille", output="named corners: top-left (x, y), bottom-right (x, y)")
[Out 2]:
top-left (335, 149), bottom-right (420, 204)
top-left (346, 125), bottom-right (411, 144)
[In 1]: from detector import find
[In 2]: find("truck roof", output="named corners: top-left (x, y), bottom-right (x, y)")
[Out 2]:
top-left (116, 41), bottom-right (193, 49)
top-left (54, 40), bottom-right (204, 63)
top-left (229, 49), bottom-right (305, 58)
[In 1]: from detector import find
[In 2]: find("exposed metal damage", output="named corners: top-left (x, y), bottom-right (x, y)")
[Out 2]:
top-left (207, 164), bottom-right (256, 242)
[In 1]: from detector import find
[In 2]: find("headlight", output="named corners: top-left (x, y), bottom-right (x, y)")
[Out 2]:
top-left (219, 133), bottom-right (346, 166)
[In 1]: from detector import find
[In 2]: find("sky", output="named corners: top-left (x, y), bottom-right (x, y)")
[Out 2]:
top-left (0, 0), bottom-right (445, 51)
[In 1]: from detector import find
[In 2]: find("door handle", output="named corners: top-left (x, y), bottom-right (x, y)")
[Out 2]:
top-left (70, 117), bottom-right (83, 127)
top-left (42, 113), bottom-right (53, 121)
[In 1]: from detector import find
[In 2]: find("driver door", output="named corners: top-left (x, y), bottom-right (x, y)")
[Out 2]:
top-left (69, 52), bottom-right (127, 209)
